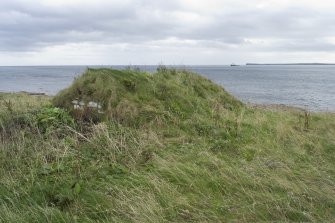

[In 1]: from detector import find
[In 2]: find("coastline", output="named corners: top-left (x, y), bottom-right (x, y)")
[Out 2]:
top-left (247, 103), bottom-right (306, 112)
top-left (0, 91), bottom-right (47, 96)
top-left (1, 91), bottom-right (333, 113)
top-left (1, 65), bottom-right (335, 111)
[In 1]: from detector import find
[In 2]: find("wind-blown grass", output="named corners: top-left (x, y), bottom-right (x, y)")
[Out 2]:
top-left (0, 68), bottom-right (334, 222)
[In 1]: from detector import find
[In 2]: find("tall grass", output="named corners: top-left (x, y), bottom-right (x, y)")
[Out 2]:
top-left (0, 68), bottom-right (334, 222)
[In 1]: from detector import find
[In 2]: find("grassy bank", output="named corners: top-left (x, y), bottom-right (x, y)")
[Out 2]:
top-left (0, 68), bottom-right (334, 222)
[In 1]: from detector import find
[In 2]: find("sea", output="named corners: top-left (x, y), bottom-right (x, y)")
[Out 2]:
top-left (0, 65), bottom-right (335, 112)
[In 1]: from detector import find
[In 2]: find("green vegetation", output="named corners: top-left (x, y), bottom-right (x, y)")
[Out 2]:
top-left (1, 68), bottom-right (334, 222)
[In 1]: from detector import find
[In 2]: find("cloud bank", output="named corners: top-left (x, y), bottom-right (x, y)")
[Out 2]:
top-left (1, 0), bottom-right (335, 65)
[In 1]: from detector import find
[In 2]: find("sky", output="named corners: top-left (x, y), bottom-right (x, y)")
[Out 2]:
top-left (1, 0), bottom-right (335, 65)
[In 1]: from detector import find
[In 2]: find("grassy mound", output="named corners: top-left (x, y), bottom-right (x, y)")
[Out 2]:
top-left (53, 67), bottom-right (241, 125)
top-left (0, 68), bottom-right (335, 222)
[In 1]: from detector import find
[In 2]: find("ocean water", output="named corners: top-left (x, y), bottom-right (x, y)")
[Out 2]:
top-left (0, 65), bottom-right (335, 112)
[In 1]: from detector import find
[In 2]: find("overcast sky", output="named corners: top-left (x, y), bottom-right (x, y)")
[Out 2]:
top-left (1, 0), bottom-right (335, 65)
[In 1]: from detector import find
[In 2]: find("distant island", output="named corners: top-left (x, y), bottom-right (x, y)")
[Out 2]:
top-left (246, 63), bottom-right (335, 65)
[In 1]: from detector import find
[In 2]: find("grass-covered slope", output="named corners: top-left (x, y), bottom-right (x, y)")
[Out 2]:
top-left (53, 67), bottom-right (241, 125)
top-left (0, 68), bottom-right (335, 222)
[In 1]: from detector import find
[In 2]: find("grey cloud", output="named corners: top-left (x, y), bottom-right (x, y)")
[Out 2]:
top-left (1, 0), bottom-right (335, 54)
top-left (0, 1), bottom-right (184, 51)
top-left (269, 39), bottom-right (335, 52)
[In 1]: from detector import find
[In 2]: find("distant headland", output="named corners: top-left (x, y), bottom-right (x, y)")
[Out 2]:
top-left (246, 63), bottom-right (335, 65)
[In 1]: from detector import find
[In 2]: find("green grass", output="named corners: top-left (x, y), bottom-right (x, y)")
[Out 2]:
top-left (0, 67), bottom-right (334, 222)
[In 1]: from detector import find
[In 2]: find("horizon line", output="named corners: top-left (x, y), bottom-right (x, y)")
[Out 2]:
top-left (1, 63), bottom-right (335, 67)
